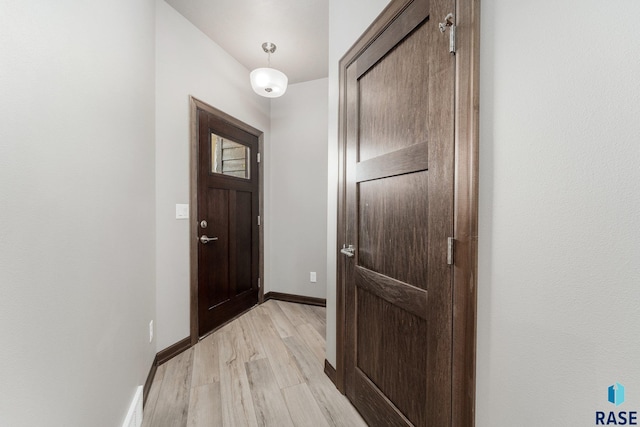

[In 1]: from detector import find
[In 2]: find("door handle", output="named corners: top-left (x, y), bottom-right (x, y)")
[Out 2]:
top-left (341, 244), bottom-right (355, 258)
top-left (199, 235), bottom-right (218, 244)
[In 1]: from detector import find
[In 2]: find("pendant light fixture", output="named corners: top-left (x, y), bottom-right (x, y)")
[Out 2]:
top-left (250, 42), bottom-right (288, 98)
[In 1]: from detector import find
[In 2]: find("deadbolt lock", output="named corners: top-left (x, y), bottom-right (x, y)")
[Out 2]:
top-left (200, 220), bottom-right (208, 229)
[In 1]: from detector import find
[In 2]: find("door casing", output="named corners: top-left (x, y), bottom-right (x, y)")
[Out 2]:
top-left (335, 0), bottom-right (480, 425)
top-left (189, 97), bottom-right (265, 345)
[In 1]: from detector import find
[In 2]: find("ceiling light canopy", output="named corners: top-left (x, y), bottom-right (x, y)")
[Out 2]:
top-left (250, 42), bottom-right (288, 98)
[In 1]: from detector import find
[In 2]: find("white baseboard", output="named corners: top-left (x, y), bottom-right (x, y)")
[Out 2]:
top-left (122, 386), bottom-right (143, 427)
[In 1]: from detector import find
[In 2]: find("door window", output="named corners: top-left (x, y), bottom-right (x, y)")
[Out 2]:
top-left (211, 133), bottom-right (250, 179)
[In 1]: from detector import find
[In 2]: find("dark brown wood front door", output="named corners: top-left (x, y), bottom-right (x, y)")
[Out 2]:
top-left (196, 106), bottom-right (259, 337)
top-left (341, 0), bottom-right (456, 425)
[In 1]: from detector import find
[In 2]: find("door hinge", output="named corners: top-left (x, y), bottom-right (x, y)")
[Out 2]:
top-left (257, 215), bottom-right (261, 226)
top-left (257, 153), bottom-right (261, 163)
top-left (447, 237), bottom-right (455, 265)
top-left (258, 278), bottom-right (261, 289)
top-left (439, 13), bottom-right (456, 55)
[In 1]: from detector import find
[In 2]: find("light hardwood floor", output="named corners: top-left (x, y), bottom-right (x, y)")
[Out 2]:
top-left (142, 300), bottom-right (367, 427)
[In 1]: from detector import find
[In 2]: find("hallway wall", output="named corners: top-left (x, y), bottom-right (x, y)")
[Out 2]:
top-left (0, 1), bottom-right (156, 425)
top-left (155, 0), bottom-right (271, 350)
top-left (270, 78), bottom-right (329, 300)
top-left (476, 1), bottom-right (640, 424)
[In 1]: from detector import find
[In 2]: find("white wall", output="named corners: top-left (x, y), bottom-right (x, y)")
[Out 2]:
top-left (326, 0), bottom-right (391, 366)
top-left (476, 1), bottom-right (640, 425)
top-left (155, 0), bottom-right (271, 350)
top-left (0, 1), bottom-right (156, 426)
top-left (270, 78), bottom-right (329, 299)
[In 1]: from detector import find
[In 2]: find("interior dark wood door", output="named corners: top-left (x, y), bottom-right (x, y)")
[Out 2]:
top-left (197, 107), bottom-right (259, 337)
top-left (342, 0), bottom-right (455, 425)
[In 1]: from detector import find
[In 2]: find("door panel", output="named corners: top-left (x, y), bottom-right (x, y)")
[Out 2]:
top-left (201, 188), bottom-right (230, 307)
top-left (359, 172), bottom-right (429, 287)
top-left (342, 0), bottom-right (456, 425)
top-left (197, 108), bottom-right (259, 337)
top-left (357, 288), bottom-right (428, 426)
top-left (358, 21), bottom-right (430, 163)
top-left (234, 190), bottom-right (253, 294)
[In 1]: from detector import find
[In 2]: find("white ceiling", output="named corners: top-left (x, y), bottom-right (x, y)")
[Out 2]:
top-left (165, 0), bottom-right (329, 84)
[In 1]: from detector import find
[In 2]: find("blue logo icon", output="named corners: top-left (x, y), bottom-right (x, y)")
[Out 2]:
top-left (609, 383), bottom-right (626, 407)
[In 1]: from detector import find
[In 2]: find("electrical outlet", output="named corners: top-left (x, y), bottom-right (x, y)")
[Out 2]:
top-left (310, 272), bottom-right (317, 283)
top-left (149, 320), bottom-right (153, 343)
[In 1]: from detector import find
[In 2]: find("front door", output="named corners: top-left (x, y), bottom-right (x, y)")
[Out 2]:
top-left (341, 0), bottom-right (456, 425)
top-left (196, 105), bottom-right (260, 337)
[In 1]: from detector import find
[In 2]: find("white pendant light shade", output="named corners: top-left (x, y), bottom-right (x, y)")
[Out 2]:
top-left (250, 67), bottom-right (288, 98)
top-left (250, 42), bottom-right (288, 98)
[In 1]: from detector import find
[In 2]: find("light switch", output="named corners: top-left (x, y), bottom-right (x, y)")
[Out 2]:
top-left (176, 204), bottom-right (189, 219)
top-left (310, 272), bottom-right (317, 283)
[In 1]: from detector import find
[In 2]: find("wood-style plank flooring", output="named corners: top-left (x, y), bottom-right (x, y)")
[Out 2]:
top-left (142, 300), bottom-right (367, 427)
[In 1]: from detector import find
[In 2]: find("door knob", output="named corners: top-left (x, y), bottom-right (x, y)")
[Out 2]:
top-left (341, 244), bottom-right (355, 258)
top-left (199, 235), bottom-right (218, 244)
